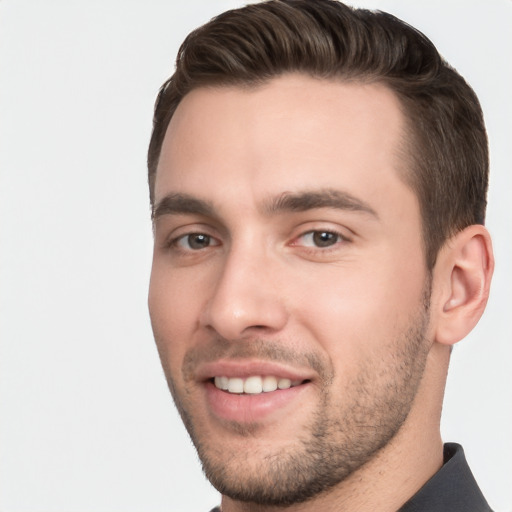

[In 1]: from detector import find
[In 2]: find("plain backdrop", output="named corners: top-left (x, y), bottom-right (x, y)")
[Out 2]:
top-left (0, 1), bottom-right (511, 511)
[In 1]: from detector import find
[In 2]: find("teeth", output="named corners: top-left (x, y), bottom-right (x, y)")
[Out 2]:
top-left (214, 376), bottom-right (229, 390)
top-left (262, 376), bottom-right (278, 392)
top-left (244, 376), bottom-right (263, 394)
top-left (213, 375), bottom-right (304, 394)
top-left (278, 378), bottom-right (291, 389)
top-left (228, 377), bottom-right (244, 393)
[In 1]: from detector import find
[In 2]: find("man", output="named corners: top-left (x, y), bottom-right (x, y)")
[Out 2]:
top-left (147, 1), bottom-right (494, 510)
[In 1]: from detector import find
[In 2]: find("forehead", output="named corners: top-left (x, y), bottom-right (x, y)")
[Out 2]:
top-left (154, 74), bottom-right (412, 217)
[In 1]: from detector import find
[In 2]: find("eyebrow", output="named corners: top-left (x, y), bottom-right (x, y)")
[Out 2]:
top-left (263, 189), bottom-right (379, 218)
top-left (152, 188), bottom-right (378, 221)
top-left (152, 193), bottom-right (214, 220)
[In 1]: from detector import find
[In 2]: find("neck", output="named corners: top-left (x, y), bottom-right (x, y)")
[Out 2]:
top-left (220, 343), bottom-right (449, 512)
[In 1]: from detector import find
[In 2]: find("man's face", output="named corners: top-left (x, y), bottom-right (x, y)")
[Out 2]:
top-left (149, 75), bottom-right (433, 505)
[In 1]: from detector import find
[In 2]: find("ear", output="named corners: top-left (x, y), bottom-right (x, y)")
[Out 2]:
top-left (433, 225), bottom-right (494, 346)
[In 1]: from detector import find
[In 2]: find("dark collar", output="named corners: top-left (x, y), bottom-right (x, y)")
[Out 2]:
top-left (398, 443), bottom-right (492, 512)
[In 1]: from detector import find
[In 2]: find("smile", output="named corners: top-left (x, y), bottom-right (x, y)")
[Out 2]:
top-left (213, 375), bottom-right (305, 394)
top-left (198, 362), bottom-right (315, 422)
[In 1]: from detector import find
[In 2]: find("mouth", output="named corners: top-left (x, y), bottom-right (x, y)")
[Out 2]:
top-left (212, 375), bottom-right (309, 394)
top-left (195, 361), bottom-right (315, 424)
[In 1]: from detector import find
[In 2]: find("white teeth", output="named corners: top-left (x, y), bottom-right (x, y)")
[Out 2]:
top-left (244, 376), bottom-right (263, 394)
top-left (278, 378), bottom-right (292, 390)
top-left (214, 376), bottom-right (229, 390)
top-left (227, 377), bottom-right (244, 393)
top-left (214, 375), bottom-right (304, 394)
top-left (262, 375), bottom-right (278, 392)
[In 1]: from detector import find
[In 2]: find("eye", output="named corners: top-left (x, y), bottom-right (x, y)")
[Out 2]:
top-left (298, 230), bottom-right (345, 248)
top-left (175, 233), bottom-right (219, 250)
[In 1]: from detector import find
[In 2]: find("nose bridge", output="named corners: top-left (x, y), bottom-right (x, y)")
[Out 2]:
top-left (200, 235), bottom-right (288, 339)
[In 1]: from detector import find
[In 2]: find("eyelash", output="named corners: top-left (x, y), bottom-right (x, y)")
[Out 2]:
top-left (291, 229), bottom-right (349, 251)
top-left (167, 232), bottom-right (220, 252)
top-left (166, 228), bottom-right (349, 254)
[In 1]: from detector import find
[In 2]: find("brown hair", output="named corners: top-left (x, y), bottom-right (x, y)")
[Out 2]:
top-left (148, 0), bottom-right (488, 269)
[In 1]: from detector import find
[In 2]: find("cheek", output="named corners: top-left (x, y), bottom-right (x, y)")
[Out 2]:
top-left (148, 266), bottom-right (203, 371)
top-left (292, 255), bottom-right (427, 363)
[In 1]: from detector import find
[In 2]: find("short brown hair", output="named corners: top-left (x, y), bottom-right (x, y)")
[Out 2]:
top-left (148, 0), bottom-right (488, 269)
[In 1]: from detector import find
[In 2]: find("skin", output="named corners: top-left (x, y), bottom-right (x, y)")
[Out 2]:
top-left (148, 75), bottom-right (493, 511)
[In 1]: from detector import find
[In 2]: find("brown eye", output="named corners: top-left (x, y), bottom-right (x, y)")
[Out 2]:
top-left (312, 231), bottom-right (338, 247)
top-left (178, 233), bottom-right (215, 250)
top-left (299, 231), bottom-right (343, 248)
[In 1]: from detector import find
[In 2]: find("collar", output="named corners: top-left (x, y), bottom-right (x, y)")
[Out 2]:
top-left (398, 443), bottom-right (492, 511)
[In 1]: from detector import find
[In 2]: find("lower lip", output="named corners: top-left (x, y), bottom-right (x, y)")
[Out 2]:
top-left (204, 381), bottom-right (311, 423)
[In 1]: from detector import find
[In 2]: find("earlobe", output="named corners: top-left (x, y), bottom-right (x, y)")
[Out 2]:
top-left (434, 225), bottom-right (494, 346)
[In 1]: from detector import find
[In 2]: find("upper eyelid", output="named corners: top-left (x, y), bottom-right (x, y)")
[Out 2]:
top-left (301, 228), bottom-right (349, 238)
top-left (168, 230), bottom-right (220, 247)
top-left (292, 222), bottom-right (353, 239)
top-left (157, 220), bottom-right (220, 241)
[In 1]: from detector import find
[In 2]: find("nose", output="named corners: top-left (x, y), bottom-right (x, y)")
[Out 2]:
top-left (199, 246), bottom-right (289, 340)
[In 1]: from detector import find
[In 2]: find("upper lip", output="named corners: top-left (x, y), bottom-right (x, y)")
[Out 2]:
top-left (194, 359), bottom-right (316, 383)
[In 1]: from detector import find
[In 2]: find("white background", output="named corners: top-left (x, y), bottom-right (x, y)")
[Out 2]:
top-left (0, 1), bottom-right (510, 511)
